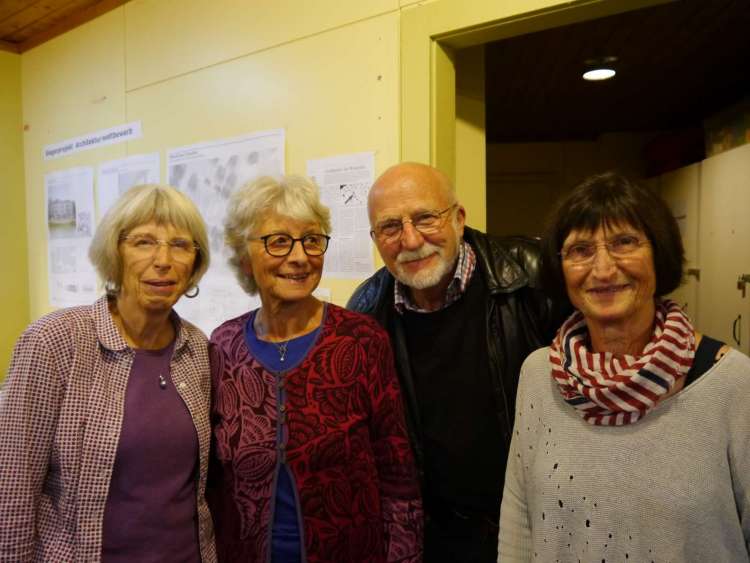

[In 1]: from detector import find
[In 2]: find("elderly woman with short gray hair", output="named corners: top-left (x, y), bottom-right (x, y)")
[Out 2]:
top-left (207, 175), bottom-right (422, 563)
top-left (0, 184), bottom-right (216, 562)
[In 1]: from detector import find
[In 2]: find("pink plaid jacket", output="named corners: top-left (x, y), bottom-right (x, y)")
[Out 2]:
top-left (0, 297), bottom-right (216, 563)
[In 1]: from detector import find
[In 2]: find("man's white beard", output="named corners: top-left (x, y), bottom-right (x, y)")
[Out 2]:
top-left (393, 240), bottom-right (458, 290)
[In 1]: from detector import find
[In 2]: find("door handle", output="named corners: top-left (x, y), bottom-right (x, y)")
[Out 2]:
top-left (733, 314), bottom-right (741, 346)
top-left (738, 274), bottom-right (750, 298)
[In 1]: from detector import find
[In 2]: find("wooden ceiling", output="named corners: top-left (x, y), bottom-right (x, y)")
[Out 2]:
top-left (485, 0), bottom-right (750, 142)
top-left (0, 0), bottom-right (128, 53)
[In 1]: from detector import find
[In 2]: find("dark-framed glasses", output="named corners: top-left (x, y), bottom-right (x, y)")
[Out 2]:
top-left (371, 204), bottom-right (457, 243)
top-left (120, 234), bottom-right (199, 262)
top-left (560, 234), bottom-right (649, 265)
top-left (251, 233), bottom-right (331, 257)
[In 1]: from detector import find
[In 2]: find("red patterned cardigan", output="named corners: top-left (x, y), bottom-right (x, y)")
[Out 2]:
top-left (207, 303), bottom-right (423, 563)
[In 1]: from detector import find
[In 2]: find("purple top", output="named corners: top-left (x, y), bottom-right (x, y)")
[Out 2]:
top-left (101, 341), bottom-right (201, 563)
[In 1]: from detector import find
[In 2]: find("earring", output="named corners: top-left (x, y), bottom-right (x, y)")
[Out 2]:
top-left (185, 286), bottom-right (200, 298)
top-left (104, 281), bottom-right (119, 296)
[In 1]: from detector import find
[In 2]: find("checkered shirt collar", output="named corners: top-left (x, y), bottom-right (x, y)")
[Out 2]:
top-left (94, 295), bottom-right (190, 352)
top-left (394, 240), bottom-right (476, 314)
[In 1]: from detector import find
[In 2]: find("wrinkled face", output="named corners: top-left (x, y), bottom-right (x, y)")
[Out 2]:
top-left (369, 175), bottom-right (465, 291)
top-left (561, 222), bottom-right (656, 328)
top-left (244, 212), bottom-right (324, 308)
top-left (118, 221), bottom-right (197, 315)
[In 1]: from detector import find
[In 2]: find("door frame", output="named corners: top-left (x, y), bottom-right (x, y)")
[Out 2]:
top-left (400, 0), bottom-right (674, 230)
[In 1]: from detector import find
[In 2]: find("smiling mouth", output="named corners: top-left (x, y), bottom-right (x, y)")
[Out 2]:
top-left (400, 253), bottom-right (437, 266)
top-left (588, 284), bottom-right (629, 295)
top-left (279, 273), bottom-right (309, 281)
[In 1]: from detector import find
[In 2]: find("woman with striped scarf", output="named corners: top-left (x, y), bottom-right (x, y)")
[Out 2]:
top-left (498, 172), bottom-right (750, 562)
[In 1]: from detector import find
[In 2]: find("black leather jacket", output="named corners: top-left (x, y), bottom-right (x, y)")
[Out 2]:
top-left (347, 227), bottom-right (569, 478)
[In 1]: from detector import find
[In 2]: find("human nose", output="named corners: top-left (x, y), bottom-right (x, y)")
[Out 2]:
top-left (151, 241), bottom-right (174, 267)
top-left (400, 220), bottom-right (424, 249)
top-left (589, 244), bottom-right (617, 277)
top-left (286, 239), bottom-right (309, 262)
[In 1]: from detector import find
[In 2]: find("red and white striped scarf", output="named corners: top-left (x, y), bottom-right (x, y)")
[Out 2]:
top-left (549, 299), bottom-right (696, 426)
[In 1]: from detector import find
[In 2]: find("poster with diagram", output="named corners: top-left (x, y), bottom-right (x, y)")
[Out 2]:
top-left (307, 151), bottom-right (375, 278)
top-left (45, 167), bottom-right (98, 307)
top-left (97, 153), bottom-right (160, 220)
top-left (167, 129), bottom-right (285, 335)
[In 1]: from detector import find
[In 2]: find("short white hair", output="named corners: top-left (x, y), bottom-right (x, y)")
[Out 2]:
top-left (224, 175), bottom-right (331, 295)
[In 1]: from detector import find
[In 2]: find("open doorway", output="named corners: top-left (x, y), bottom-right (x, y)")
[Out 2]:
top-left (401, 0), bottom-right (750, 348)
top-left (481, 0), bottom-right (750, 238)
top-left (471, 0), bottom-right (750, 347)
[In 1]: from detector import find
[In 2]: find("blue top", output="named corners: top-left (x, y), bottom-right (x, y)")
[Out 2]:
top-left (245, 310), bottom-right (322, 563)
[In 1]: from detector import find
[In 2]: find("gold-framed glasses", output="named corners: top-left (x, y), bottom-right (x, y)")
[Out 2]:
top-left (561, 234), bottom-right (648, 265)
top-left (120, 234), bottom-right (199, 262)
top-left (249, 233), bottom-right (330, 257)
top-left (371, 204), bottom-right (457, 243)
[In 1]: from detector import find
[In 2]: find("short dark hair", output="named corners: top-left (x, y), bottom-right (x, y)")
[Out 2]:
top-left (540, 172), bottom-right (684, 299)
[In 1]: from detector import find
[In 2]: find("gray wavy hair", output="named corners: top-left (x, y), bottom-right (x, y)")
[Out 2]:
top-left (224, 175), bottom-right (331, 295)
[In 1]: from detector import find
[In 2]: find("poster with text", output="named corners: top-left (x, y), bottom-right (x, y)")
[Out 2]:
top-left (307, 152), bottom-right (375, 278)
top-left (167, 129), bottom-right (285, 335)
top-left (97, 153), bottom-right (160, 220)
top-left (45, 167), bottom-right (98, 307)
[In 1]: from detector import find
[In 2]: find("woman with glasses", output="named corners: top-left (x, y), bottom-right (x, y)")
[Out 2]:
top-left (0, 184), bottom-right (216, 562)
top-left (498, 172), bottom-right (750, 562)
top-left (207, 175), bottom-right (422, 563)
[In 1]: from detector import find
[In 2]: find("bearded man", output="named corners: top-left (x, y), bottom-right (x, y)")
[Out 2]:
top-left (348, 162), bottom-right (567, 563)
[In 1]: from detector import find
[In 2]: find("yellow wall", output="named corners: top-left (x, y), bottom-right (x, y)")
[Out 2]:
top-left (0, 51), bottom-right (29, 378)
top-left (21, 0), bottom-right (401, 322)
top-left (17, 0), bottom-right (669, 328)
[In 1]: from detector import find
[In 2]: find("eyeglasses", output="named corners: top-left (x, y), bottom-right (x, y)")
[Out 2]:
top-left (250, 233), bottom-right (331, 257)
top-left (560, 234), bottom-right (649, 265)
top-left (120, 234), bottom-right (199, 262)
top-left (371, 204), bottom-right (457, 243)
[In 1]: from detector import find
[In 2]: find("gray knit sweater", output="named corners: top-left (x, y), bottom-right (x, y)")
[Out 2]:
top-left (498, 346), bottom-right (750, 563)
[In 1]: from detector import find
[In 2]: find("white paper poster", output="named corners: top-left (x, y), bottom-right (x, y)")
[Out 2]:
top-left (45, 167), bottom-right (98, 307)
top-left (167, 129), bottom-right (285, 335)
top-left (307, 152), bottom-right (375, 278)
top-left (97, 153), bottom-right (160, 219)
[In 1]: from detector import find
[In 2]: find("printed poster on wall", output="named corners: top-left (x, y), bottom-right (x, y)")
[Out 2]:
top-left (44, 121), bottom-right (142, 161)
top-left (97, 153), bottom-right (160, 220)
top-left (167, 129), bottom-right (285, 335)
top-left (307, 151), bottom-right (375, 278)
top-left (45, 167), bottom-right (98, 307)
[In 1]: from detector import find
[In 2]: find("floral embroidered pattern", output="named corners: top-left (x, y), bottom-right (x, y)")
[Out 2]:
top-left (207, 304), bottom-right (422, 563)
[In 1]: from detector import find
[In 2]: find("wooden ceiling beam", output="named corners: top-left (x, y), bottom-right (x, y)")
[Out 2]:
top-left (0, 0), bottom-right (34, 23)
top-left (16, 0), bottom-right (130, 53)
top-left (0, 37), bottom-right (19, 53)
top-left (1, 0), bottom-right (77, 44)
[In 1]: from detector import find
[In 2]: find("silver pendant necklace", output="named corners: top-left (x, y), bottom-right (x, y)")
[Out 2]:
top-left (255, 311), bottom-right (290, 362)
top-left (158, 374), bottom-right (167, 389)
top-left (275, 341), bottom-right (289, 362)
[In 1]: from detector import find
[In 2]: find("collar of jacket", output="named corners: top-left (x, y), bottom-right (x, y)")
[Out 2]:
top-left (463, 226), bottom-right (531, 294)
top-left (347, 227), bottom-right (540, 315)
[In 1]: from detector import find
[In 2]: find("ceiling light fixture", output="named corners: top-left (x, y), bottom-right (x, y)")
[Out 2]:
top-left (582, 56), bottom-right (618, 81)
